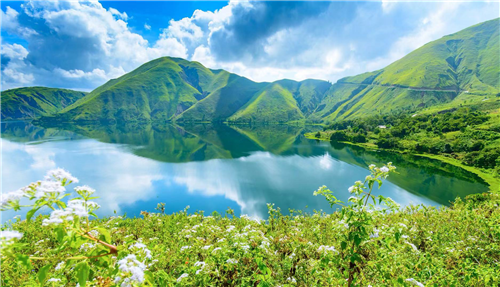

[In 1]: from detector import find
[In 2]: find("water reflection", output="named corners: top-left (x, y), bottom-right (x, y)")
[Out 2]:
top-left (1, 121), bottom-right (488, 221)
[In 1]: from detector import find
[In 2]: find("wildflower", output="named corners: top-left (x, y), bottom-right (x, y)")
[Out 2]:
top-left (55, 261), bottom-right (65, 271)
top-left (0, 189), bottom-right (26, 209)
top-left (202, 245), bottom-right (212, 250)
top-left (370, 228), bottom-right (379, 239)
top-left (212, 247), bottom-right (221, 253)
top-left (317, 245), bottom-right (337, 253)
top-left (42, 199), bottom-right (90, 226)
top-left (405, 242), bottom-right (419, 253)
top-left (226, 225), bottom-right (236, 232)
top-left (129, 243), bottom-right (152, 259)
top-left (348, 196), bottom-right (359, 203)
top-left (194, 261), bottom-right (206, 268)
top-left (405, 278), bottom-right (425, 287)
top-left (35, 181), bottom-right (66, 198)
top-left (180, 246), bottom-right (191, 252)
top-left (287, 277), bottom-right (297, 283)
top-left (47, 278), bottom-right (61, 282)
top-left (369, 164), bottom-right (376, 169)
top-left (401, 235), bottom-right (409, 239)
top-left (45, 168), bottom-right (78, 183)
top-left (380, 166), bottom-right (390, 173)
top-left (226, 258), bottom-right (238, 264)
top-left (89, 230), bottom-right (99, 238)
top-left (75, 185), bottom-right (95, 195)
top-left (116, 254), bottom-right (146, 286)
top-left (79, 243), bottom-right (96, 252)
top-left (177, 273), bottom-right (189, 282)
top-left (0, 230), bottom-right (23, 246)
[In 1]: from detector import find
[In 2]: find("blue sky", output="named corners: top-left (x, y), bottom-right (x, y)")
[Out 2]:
top-left (1, 1), bottom-right (498, 91)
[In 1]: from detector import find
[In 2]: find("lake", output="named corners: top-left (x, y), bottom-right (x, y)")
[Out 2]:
top-left (1, 121), bottom-right (489, 222)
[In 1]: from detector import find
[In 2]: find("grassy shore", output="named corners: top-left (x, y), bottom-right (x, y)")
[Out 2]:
top-left (3, 190), bottom-right (500, 286)
top-left (305, 132), bottom-right (500, 191)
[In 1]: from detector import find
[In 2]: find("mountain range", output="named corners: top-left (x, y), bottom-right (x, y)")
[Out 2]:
top-left (2, 18), bottom-right (498, 124)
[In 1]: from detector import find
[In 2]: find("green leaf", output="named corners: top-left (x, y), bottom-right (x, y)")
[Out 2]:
top-left (37, 264), bottom-right (52, 284)
top-left (96, 227), bottom-right (111, 243)
top-left (76, 261), bottom-right (90, 287)
top-left (16, 254), bottom-right (31, 269)
top-left (26, 207), bottom-right (41, 221)
top-left (55, 227), bottom-right (65, 242)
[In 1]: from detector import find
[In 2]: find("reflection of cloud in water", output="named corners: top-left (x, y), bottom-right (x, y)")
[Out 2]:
top-left (173, 152), bottom-right (353, 218)
top-left (1, 139), bottom-right (164, 219)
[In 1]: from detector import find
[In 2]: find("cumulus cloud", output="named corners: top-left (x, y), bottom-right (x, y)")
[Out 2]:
top-left (1, 0), bottom-right (188, 90)
top-left (1, 0), bottom-right (498, 90)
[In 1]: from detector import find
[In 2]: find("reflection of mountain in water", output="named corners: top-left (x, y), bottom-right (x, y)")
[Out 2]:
top-left (1, 121), bottom-right (488, 206)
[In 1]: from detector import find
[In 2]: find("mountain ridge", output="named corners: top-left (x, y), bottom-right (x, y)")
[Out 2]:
top-left (4, 18), bottom-right (498, 124)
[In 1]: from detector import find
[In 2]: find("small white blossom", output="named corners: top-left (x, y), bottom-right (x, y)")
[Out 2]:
top-left (35, 181), bottom-right (66, 198)
top-left (287, 277), bottom-right (297, 283)
top-left (0, 230), bottom-right (23, 245)
top-left (177, 273), bottom-right (189, 282)
top-left (130, 243), bottom-right (152, 259)
top-left (212, 247), bottom-right (221, 253)
top-left (74, 185), bottom-right (95, 195)
top-left (55, 261), bottom-right (65, 271)
top-left (0, 189), bottom-right (26, 209)
top-left (47, 278), bottom-right (61, 282)
top-left (406, 278), bottom-right (425, 287)
top-left (317, 245), bottom-right (337, 253)
top-left (180, 246), bottom-right (191, 252)
top-left (226, 258), bottom-right (238, 264)
top-left (380, 166), bottom-right (390, 173)
top-left (46, 168), bottom-right (78, 183)
top-left (117, 254), bottom-right (146, 286)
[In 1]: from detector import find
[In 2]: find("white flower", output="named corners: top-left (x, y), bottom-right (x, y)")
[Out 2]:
top-left (180, 246), bottom-right (191, 252)
top-left (129, 243), bottom-right (152, 259)
top-left (55, 261), bottom-right (65, 271)
top-left (348, 186), bottom-right (355, 193)
top-left (405, 278), bottom-right (425, 287)
top-left (177, 273), bottom-right (189, 282)
top-left (0, 189), bottom-right (26, 209)
top-left (212, 247), bottom-right (221, 253)
top-left (287, 277), bottom-right (297, 283)
top-left (405, 242), bottom-right (419, 253)
top-left (79, 243), bottom-right (96, 252)
top-left (74, 185), bottom-right (95, 195)
top-left (370, 229), bottom-right (379, 239)
top-left (89, 230), bottom-right (99, 238)
top-left (380, 166), bottom-right (390, 173)
top-left (47, 278), bottom-right (61, 282)
top-left (226, 258), bottom-right (238, 264)
top-left (401, 235), bottom-right (409, 239)
top-left (117, 254), bottom-right (146, 286)
top-left (35, 181), bottom-right (66, 198)
top-left (46, 168), bottom-right (79, 183)
top-left (202, 245), bottom-right (212, 250)
top-left (226, 225), bottom-right (236, 232)
top-left (194, 261), bottom-right (206, 268)
top-left (1, 230), bottom-right (23, 245)
top-left (369, 164), bottom-right (376, 169)
top-left (317, 245), bottom-right (337, 253)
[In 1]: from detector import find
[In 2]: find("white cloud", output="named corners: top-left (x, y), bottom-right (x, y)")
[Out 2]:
top-left (1, 1), bottom-right (498, 90)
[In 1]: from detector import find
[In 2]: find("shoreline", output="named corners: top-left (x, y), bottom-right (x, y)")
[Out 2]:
top-left (304, 133), bottom-right (500, 192)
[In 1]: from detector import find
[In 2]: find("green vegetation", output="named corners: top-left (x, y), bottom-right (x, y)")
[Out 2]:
top-left (35, 58), bottom-right (331, 124)
top-left (2, 165), bottom-right (499, 286)
top-left (1, 87), bottom-right (87, 120)
top-left (310, 18), bottom-right (500, 123)
top-left (313, 108), bottom-right (500, 189)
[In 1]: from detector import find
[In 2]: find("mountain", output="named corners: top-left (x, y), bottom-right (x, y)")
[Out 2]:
top-left (39, 57), bottom-right (331, 124)
top-left (310, 18), bottom-right (499, 123)
top-left (18, 18), bottom-right (500, 124)
top-left (1, 87), bottom-right (87, 120)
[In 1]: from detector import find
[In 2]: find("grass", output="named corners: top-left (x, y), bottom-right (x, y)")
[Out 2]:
top-left (3, 187), bottom-right (499, 286)
top-left (1, 87), bottom-right (87, 120)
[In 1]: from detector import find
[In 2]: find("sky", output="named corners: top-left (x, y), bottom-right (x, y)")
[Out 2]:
top-left (1, 1), bottom-right (499, 91)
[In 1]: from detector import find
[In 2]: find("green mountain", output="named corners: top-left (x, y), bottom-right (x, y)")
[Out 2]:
top-left (310, 18), bottom-right (500, 123)
top-left (15, 18), bottom-right (500, 124)
top-left (1, 87), bottom-right (87, 120)
top-left (39, 57), bottom-right (331, 124)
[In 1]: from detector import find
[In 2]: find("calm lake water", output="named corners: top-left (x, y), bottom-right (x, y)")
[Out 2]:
top-left (1, 121), bottom-right (489, 221)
